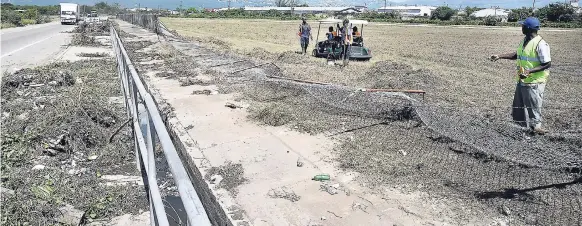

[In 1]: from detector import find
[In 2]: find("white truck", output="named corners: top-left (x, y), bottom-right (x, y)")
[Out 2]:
top-left (60, 3), bottom-right (80, 25)
top-left (85, 10), bottom-right (100, 24)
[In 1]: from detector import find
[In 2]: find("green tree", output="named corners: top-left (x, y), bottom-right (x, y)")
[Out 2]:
top-left (508, 7), bottom-right (533, 22)
top-left (1, 9), bottom-right (22, 25)
top-left (483, 15), bottom-right (498, 26)
top-left (24, 8), bottom-right (38, 19)
top-left (535, 3), bottom-right (575, 22)
top-left (387, 11), bottom-right (401, 19)
top-left (432, 6), bottom-right (456, 20)
top-left (186, 7), bottom-right (198, 14)
top-left (1, 3), bottom-right (15, 11)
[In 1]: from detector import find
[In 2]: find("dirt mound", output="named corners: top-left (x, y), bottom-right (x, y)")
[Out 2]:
top-left (364, 60), bottom-right (447, 91)
top-left (241, 48), bottom-right (306, 65)
top-left (74, 22), bottom-right (110, 35)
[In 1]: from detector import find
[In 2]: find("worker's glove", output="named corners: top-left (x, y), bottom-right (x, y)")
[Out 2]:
top-left (519, 71), bottom-right (530, 79)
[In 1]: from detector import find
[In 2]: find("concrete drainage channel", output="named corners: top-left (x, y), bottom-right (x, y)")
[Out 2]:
top-left (110, 25), bottom-right (232, 225)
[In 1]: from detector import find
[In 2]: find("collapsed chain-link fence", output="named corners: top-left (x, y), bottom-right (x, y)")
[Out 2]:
top-left (121, 15), bottom-right (582, 226)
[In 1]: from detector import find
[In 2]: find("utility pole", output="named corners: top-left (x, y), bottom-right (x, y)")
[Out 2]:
top-left (179, 0), bottom-right (183, 15)
top-left (532, 0), bottom-right (536, 11)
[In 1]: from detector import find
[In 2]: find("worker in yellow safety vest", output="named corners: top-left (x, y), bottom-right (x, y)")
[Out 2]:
top-left (490, 17), bottom-right (551, 135)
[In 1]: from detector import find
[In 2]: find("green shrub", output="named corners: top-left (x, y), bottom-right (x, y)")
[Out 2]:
top-left (44, 16), bottom-right (53, 23)
top-left (24, 8), bottom-right (38, 20)
top-left (21, 19), bottom-right (36, 26)
top-left (431, 6), bottom-right (456, 21)
top-left (483, 16), bottom-right (498, 26)
top-left (35, 15), bottom-right (51, 24)
top-left (1, 10), bottom-right (22, 26)
top-left (1, 23), bottom-right (16, 29)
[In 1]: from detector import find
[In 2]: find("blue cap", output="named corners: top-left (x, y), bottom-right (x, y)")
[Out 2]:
top-left (519, 17), bottom-right (541, 30)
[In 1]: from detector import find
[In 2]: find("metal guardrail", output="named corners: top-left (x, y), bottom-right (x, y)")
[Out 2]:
top-left (110, 25), bottom-right (212, 226)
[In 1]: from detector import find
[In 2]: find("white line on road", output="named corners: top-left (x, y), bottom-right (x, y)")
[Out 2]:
top-left (1, 33), bottom-right (60, 59)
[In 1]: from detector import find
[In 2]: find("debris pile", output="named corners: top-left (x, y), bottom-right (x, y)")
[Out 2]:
top-left (1, 59), bottom-right (146, 224)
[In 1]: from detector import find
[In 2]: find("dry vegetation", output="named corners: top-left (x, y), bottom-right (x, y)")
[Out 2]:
top-left (1, 22), bottom-right (146, 225)
top-left (0, 60), bottom-right (147, 225)
top-left (132, 18), bottom-right (582, 225)
top-left (161, 18), bottom-right (582, 128)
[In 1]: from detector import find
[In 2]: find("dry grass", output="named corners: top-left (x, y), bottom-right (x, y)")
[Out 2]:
top-left (125, 20), bottom-right (582, 224)
top-left (0, 60), bottom-right (146, 225)
top-left (247, 103), bottom-right (295, 127)
top-left (70, 22), bottom-right (111, 46)
top-left (162, 17), bottom-right (582, 130)
top-left (76, 52), bottom-right (109, 58)
top-left (204, 162), bottom-right (247, 197)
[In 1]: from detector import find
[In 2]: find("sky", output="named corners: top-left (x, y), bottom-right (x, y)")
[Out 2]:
top-left (3, 0), bottom-right (575, 10)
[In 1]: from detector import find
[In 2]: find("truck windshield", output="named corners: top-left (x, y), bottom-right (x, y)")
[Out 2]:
top-left (62, 11), bottom-right (75, 15)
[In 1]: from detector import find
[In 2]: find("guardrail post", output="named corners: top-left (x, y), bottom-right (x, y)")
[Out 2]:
top-left (131, 79), bottom-right (141, 171)
top-left (112, 19), bottom-right (212, 226)
top-left (138, 103), bottom-right (157, 226)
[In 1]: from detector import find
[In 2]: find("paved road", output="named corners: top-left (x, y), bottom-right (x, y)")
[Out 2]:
top-left (1, 22), bottom-right (75, 73)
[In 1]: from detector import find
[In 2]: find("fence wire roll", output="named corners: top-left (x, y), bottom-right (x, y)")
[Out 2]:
top-left (120, 14), bottom-right (582, 226)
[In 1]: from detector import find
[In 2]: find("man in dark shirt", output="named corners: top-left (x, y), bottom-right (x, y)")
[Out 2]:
top-left (298, 18), bottom-right (313, 55)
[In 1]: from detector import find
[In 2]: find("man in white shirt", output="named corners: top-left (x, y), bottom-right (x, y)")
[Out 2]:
top-left (491, 17), bottom-right (551, 135)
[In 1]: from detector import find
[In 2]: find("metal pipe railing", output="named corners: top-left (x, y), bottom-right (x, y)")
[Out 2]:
top-left (110, 25), bottom-right (212, 226)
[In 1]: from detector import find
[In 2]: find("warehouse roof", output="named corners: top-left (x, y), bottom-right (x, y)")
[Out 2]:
top-left (471, 8), bottom-right (510, 17)
top-left (243, 6), bottom-right (356, 11)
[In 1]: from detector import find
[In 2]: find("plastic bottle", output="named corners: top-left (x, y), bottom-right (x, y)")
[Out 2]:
top-left (312, 174), bottom-right (330, 181)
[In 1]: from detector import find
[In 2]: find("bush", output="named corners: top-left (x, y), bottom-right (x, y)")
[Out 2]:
top-left (484, 16), bottom-right (498, 26)
top-left (21, 19), bottom-right (36, 25)
top-left (34, 15), bottom-right (51, 24)
top-left (24, 8), bottom-right (38, 20)
top-left (1, 23), bottom-right (16, 29)
top-left (44, 16), bottom-right (52, 23)
top-left (558, 14), bottom-right (574, 22)
top-left (1, 10), bottom-right (22, 26)
top-left (432, 6), bottom-right (456, 21)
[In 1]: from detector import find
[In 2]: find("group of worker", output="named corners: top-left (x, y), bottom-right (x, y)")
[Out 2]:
top-left (298, 16), bottom-right (552, 135)
top-left (298, 18), bottom-right (361, 59)
top-left (324, 23), bottom-right (361, 42)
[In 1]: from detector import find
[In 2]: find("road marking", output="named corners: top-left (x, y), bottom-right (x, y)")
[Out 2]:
top-left (1, 33), bottom-right (60, 58)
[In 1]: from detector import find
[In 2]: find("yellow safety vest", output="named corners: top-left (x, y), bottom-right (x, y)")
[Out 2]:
top-left (516, 35), bottom-right (549, 84)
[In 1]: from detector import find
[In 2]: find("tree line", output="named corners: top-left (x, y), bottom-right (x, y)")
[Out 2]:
top-left (163, 3), bottom-right (582, 28)
top-left (355, 3), bottom-right (582, 28)
top-left (1, 2), bottom-right (122, 28)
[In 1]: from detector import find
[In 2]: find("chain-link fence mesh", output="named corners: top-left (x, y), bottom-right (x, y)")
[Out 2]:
top-left (117, 13), bottom-right (160, 34)
top-left (121, 16), bottom-right (582, 226)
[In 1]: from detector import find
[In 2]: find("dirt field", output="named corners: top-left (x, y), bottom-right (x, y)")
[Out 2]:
top-left (161, 18), bottom-right (582, 121)
top-left (153, 18), bottom-right (582, 225)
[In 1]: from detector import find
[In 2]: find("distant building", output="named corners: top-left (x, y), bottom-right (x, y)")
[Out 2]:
top-left (471, 8), bottom-right (509, 18)
top-left (377, 6), bottom-right (436, 17)
top-left (243, 6), bottom-right (366, 15)
top-left (128, 8), bottom-right (153, 12)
